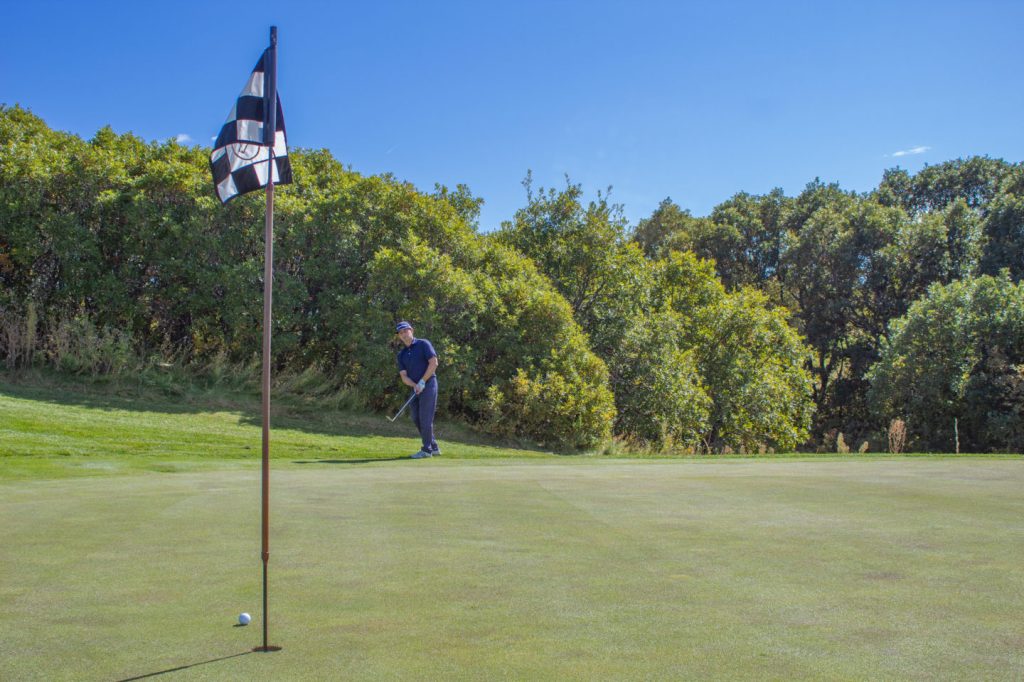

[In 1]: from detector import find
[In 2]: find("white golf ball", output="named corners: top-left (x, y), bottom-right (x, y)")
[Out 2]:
top-left (238, 612), bottom-right (251, 626)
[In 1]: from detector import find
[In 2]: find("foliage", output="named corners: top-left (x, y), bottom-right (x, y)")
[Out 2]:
top-left (47, 315), bottom-right (138, 376)
top-left (867, 274), bottom-right (1024, 452)
top-left (364, 235), bottom-right (615, 446)
top-left (4, 102), bottom-right (1021, 452)
top-left (652, 252), bottom-right (813, 451)
top-left (499, 182), bottom-right (813, 451)
top-left (876, 157), bottom-right (1016, 215)
top-left (631, 198), bottom-right (702, 259)
top-left (632, 191), bottom-right (792, 299)
top-left (979, 185), bottom-right (1024, 281)
top-left (630, 159), bottom-right (1022, 451)
top-left (0, 106), bottom-right (612, 448)
top-left (688, 286), bottom-right (814, 452)
top-left (609, 311), bottom-right (711, 450)
top-left (888, 419), bottom-right (907, 455)
top-left (493, 174), bottom-right (654, 356)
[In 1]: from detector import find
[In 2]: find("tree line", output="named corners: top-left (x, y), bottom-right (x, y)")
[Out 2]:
top-left (631, 160), bottom-right (1023, 451)
top-left (1, 105), bottom-right (1021, 452)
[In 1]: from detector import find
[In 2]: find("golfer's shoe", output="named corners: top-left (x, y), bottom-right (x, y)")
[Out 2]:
top-left (411, 450), bottom-right (433, 459)
top-left (430, 447), bottom-right (441, 456)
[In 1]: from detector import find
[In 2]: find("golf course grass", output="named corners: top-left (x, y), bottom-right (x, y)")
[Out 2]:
top-left (0, 376), bottom-right (556, 481)
top-left (2, 378), bottom-right (1023, 679)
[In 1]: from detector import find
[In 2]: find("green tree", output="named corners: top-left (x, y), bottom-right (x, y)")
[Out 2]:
top-left (0, 108), bottom-right (617, 449)
top-left (705, 189), bottom-right (792, 295)
top-left (631, 198), bottom-right (701, 258)
top-left (364, 235), bottom-right (616, 448)
top-left (979, 187), bottom-right (1024, 281)
top-left (431, 183), bottom-right (484, 231)
top-left (656, 251), bottom-right (813, 452)
top-left (691, 287), bottom-right (813, 452)
top-left (781, 183), bottom-right (867, 429)
top-left (867, 273), bottom-right (1024, 452)
top-left (633, 191), bottom-right (793, 301)
top-left (876, 157), bottom-right (1016, 215)
top-left (780, 180), bottom-right (956, 440)
top-left (942, 199), bottom-right (984, 281)
top-left (494, 174), bottom-right (653, 356)
top-left (610, 311), bottom-right (711, 449)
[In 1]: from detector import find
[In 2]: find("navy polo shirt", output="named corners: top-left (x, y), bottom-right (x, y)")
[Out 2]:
top-left (397, 338), bottom-right (437, 383)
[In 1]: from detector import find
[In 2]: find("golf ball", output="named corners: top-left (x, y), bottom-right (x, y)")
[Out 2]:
top-left (238, 612), bottom-right (251, 626)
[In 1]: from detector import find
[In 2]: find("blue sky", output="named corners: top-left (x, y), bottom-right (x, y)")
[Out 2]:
top-left (4, 0), bottom-right (1023, 231)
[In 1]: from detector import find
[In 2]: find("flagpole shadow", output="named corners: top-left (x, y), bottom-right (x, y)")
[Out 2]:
top-left (117, 651), bottom-right (253, 681)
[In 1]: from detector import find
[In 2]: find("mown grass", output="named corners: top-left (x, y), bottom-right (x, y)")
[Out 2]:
top-left (2, 373), bottom-right (1024, 679)
top-left (3, 459), bottom-right (1024, 680)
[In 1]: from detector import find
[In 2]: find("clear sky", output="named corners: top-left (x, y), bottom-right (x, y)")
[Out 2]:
top-left (4, 0), bottom-right (1023, 231)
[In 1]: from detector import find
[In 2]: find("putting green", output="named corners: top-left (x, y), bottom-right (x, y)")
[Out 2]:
top-left (2, 459), bottom-right (1023, 679)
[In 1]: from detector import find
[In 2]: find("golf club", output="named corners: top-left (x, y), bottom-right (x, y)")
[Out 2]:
top-left (387, 391), bottom-right (417, 422)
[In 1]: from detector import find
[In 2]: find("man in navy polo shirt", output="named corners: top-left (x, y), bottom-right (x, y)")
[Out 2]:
top-left (395, 321), bottom-right (440, 459)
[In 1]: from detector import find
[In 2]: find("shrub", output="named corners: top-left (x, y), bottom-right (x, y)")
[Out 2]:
top-left (365, 236), bottom-right (616, 448)
top-left (836, 433), bottom-right (849, 454)
top-left (610, 311), bottom-right (711, 449)
top-left (888, 418), bottom-right (907, 455)
top-left (868, 273), bottom-right (1024, 451)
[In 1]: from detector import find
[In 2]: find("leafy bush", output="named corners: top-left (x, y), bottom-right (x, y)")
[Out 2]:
top-left (610, 311), bottom-right (711, 450)
top-left (656, 252), bottom-right (814, 452)
top-left (365, 235), bottom-right (615, 446)
top-left (0, 107), bottom-right (616, 448)
top-left (868, 273), bottom-right (1024, 451)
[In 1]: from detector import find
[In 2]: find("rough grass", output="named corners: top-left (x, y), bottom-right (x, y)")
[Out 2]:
top-left (0, 373), bottom-right (557, 480)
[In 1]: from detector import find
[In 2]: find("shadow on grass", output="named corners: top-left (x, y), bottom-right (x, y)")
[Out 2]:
top-left (0, 374), bottom-right (387, 437)
top-left (0, 371), bottom-right (553, 454)
top-left (293, 457), bottom-right (412, 464)
top-left (117, 650), bottom-right (253, 681)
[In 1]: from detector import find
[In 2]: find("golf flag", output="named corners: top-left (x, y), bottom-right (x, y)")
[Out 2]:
top-left (211, 27), bottom-right (286, 652)
top-left (210, 50), bottom-right (293, 203)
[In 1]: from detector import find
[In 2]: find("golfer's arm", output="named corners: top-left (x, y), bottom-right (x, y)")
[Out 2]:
top-left (421, 356), bottom-right (438, 382)
top-left (399, 370), bottom-right (416, 389)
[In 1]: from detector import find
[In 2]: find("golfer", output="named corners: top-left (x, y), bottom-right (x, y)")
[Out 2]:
top-left (395, 321), bottom-right (440, 459)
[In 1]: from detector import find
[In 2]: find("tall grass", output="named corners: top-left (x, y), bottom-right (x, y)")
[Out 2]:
top-left (2, 306), bottom-right (136, 375)
top-left (0, 302), bottom-right (37, 369)
top-left (0, 306), bottom-right (362, 410)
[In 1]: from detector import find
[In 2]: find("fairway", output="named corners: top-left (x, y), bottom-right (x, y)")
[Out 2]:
top-left (2, 459), bottom-right (1023, 680)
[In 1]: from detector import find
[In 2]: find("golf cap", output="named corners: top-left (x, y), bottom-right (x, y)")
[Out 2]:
top-left (395, 321), bottom-right (413, 332)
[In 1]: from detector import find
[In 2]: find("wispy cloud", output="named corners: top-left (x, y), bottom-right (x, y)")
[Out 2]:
top-left (889, 145), bottom-right (931, 158)
top-left (175, 133), bottom-right (193, 144)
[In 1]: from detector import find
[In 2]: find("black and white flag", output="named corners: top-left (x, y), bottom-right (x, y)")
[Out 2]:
top-left (210, 50), bottom-right (293, 204)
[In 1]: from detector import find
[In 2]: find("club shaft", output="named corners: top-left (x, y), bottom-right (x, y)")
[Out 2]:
top-left (390, 392), bottom-right (417, 421)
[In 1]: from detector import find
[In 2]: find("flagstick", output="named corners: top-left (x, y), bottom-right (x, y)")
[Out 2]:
top-left (257, 24), bottom-right (281, 654)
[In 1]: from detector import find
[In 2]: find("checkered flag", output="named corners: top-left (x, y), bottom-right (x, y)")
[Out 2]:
top-left (210, 50), bottom-right (293, 204)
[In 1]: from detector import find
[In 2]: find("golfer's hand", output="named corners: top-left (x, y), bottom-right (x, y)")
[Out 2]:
top-left (416, 379), bottom-right (426, 394)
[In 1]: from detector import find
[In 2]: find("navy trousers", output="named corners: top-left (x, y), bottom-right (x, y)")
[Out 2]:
top-left (409, 377), bottom-right (438, 452)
